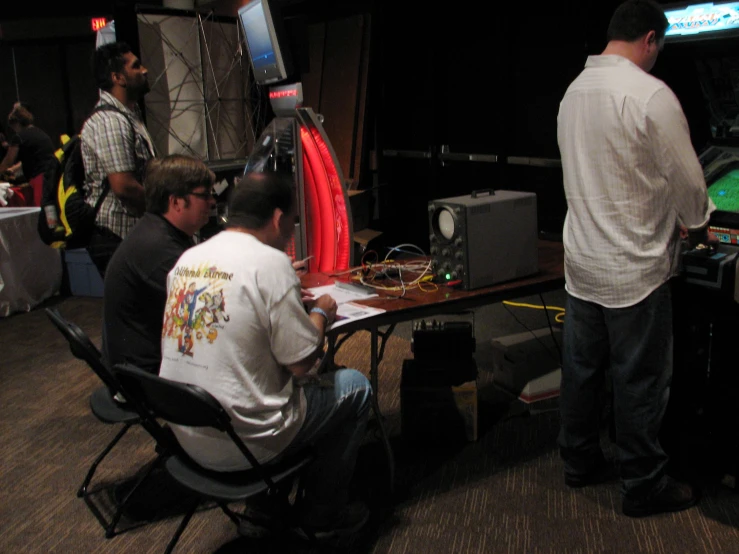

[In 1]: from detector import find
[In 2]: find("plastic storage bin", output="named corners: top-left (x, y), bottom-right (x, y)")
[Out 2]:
top-left (64, 248), bottom-right (104, 297)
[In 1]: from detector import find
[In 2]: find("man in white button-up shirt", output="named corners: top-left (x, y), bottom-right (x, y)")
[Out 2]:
top-left (557, 0), bottom-right (714, 518)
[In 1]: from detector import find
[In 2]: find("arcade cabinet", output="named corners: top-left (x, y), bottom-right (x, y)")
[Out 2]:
top-left (660, 1), bottom-right (739, 486)
top-left (235, 0), bottom-right (354, 272)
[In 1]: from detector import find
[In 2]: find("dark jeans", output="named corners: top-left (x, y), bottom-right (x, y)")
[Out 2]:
top-left (558, 282), bottom-right (672, 499)
top-left (275, 369), bottom-right (371, 524)
top-left (86, 226), bottom-right (122, 278)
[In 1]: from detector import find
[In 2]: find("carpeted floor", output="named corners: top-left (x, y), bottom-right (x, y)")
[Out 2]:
top-left (1, 295), bottom-right (738, 553)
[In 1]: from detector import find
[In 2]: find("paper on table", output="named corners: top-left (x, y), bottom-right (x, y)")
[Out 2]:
top-left (307, 283), bottom-right (378, 304)
top-left (330, 302), bottom-right (385, 330)
top-left (306, 283), bottom-right (384, 330)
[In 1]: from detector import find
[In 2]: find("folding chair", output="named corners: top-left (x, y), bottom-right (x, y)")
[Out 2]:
top-left (113, 362), bottom-right (316, 554)
top-left (45, 307), bottom-right (166, 538)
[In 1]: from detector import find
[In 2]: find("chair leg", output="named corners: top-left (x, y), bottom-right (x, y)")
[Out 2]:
top-left (105, 454), bottom-right (165, 538)
top-left (164, 499), bottom-right (200, 554)
top-left (217, 502), bottom-right (242, 527)
top-left (78, 422), bottom-right (134, 497)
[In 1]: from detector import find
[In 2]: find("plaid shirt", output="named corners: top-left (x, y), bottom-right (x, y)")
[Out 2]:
top-left (80, 91), bottom-right (155, 239)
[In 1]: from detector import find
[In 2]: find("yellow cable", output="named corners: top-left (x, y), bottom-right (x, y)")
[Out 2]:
top-left (503, 301), bottom-right (564, 312)
top-left (503, 300), bottom-right (566, 323)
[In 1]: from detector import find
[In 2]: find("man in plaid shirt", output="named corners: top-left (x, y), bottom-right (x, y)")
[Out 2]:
top-left (81, 41), bottom-right (156, 276)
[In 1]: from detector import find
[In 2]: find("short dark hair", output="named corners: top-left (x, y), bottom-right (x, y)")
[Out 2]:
top-left (8, 105), bottom-right (33, 127)
top-left (607, 0), bottom-right (669, 43)
top-left (93, 42), bottom-right (133, 91)
top-left (144, 155), bottom-right (216, 215)
top-left (13, 101), bottom-right (33, 113)
top-left (226, 171), bottom-right (295, 230)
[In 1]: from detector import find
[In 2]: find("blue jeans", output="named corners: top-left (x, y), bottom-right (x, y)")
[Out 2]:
top-left (276, 368), bottom-right (371, 523)
top-left (558, 282), bottom-right (672, 498)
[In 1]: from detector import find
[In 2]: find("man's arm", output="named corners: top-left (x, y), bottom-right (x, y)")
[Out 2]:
top-left (0, 145), bottom-right (19, 176)
top-left (89, 111), bottom-right (146, 213)
top-left (107, 172), bottom-right (145, 213)
top-left (284, 294), bottom-right (338, 377)
top-left (649, 87), bottom-right (714, 238)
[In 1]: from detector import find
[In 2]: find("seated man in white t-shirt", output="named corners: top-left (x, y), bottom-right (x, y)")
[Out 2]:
top-left (159, 170), bottom-right (372, 540)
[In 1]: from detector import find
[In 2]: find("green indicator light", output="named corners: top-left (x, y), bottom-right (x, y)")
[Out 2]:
top-left (445, 273), bottom-right (451, 280)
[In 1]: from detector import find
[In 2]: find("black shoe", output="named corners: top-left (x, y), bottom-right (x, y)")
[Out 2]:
top-left (295, 501), bottom-right (370, 541)
top-left (565, 459), bottom-right (618, 488)
top-left (237, 492), bottom-right (292, 538)
top-left (622, 478), bottom-right (700, 518)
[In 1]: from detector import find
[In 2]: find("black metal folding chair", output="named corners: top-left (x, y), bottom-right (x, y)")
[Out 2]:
top-left (113, 362), bottom-right (316, 554)
top-left (45, 307), bottom-right (166, 538)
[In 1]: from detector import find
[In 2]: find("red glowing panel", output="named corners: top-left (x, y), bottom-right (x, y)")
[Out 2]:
top-left (285, 236), bottom-right (296, 261)
top-left (308, 127), bottom-right (350, 271)
top-left (299, 124), bottom-right (351, 273)
top-left (301, 128), bottom-right (336, 272)
top-left (269, 89), bottom-right (298, 99)
top-left (91, 18), bottom-right (108, 32)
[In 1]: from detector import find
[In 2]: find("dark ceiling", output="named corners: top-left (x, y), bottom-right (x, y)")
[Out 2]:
top-left (0, 0), bottom-right (316, 21)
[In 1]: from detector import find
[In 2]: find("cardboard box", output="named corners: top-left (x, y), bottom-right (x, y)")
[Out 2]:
top-left (400, 359), bottom-right (478, 442)
top-left (64, 248), bottom-right (104, 297)
top-left (353, 228), bottom-right (383, 264)
top-left (491, 328), bottom-right (562, 403)
top-left (348, 189), bottom-right (372, 231)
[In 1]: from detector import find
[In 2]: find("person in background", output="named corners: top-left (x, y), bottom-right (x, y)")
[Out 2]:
top-left (0, 126), bottom-right (9, 161)
top-left (159, 171), bottom-right (372, 540)
top-left (103, 154), bottom-right (216, 377)
top-left (0, 104), bottom-right (56, 208)
top-left (556, 0), bottom-right (714, 518)
top-left (81, 41), bottom-right (156, 276)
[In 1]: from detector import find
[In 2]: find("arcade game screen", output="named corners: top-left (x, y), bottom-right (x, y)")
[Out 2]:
top-left (707, 167), bottom-right (739, 243)
top-left (708, 167), bottom-right (739, 212)
top-left (664, 2), bottom-right (739, 42)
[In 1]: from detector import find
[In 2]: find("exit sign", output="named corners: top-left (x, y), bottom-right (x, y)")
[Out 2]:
top-left (91, 18), bottom-right (108, 32)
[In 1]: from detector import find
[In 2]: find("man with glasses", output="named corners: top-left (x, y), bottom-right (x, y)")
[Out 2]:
top-left (557, 0), bottom-right (714, 517)
top-left (103, 154), bottom-right (216, 376)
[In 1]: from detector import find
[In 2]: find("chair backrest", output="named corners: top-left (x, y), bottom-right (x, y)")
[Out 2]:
top-left (113, 362), bottom-right (268, 478)
top-left (45, 307), bottom-right (121, 394)
top-left (46, 308), bottom-right (181, 450)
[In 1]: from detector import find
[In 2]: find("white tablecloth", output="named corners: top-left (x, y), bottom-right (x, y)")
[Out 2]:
top-left (0, 207), bottom-right (62, 317)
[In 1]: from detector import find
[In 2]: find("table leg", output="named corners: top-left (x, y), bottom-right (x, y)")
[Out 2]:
top-left (370, 325), bottom-right (395, 493)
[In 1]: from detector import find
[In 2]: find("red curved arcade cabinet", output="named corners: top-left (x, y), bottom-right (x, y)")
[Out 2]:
top-left (236, 0), bottom-right (354, 273)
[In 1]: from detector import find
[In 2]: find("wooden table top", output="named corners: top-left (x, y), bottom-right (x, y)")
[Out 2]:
top-left (301, 239), bottom-right (565, 333)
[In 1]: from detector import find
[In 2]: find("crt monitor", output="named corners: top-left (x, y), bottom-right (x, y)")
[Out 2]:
top-left (238, 0), bottom-right (293, 86)
top-left (664, 1), bottom-right (739, 43)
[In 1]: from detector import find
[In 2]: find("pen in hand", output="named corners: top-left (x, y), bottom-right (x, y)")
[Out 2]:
top-left (292, 255), bottom-right (314, 275)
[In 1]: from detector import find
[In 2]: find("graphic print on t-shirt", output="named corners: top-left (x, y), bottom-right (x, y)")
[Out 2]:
top-left (162, 263), bottom-right (233, 357)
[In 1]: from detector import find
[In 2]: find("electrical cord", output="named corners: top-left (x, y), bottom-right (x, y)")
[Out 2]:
top-left (344, 243), bottom-right (434, 297)
top-left (501, 297), bottom-right (565, 365)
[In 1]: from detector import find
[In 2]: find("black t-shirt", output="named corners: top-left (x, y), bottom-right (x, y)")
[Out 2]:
top-left (10, 125), bottom-right (56, 180)
top-left (103, 213), bottom-right (194, 374)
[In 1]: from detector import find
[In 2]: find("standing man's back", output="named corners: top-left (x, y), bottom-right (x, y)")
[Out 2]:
top-left (556, 0), bottom-right (714, 519)
top-left (558, 50), bottom-right (710, 307)
top-left (81, 41), bottom-right (155, 276)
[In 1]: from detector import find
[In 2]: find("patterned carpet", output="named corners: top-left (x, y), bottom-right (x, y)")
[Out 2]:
top-left (1, 296), bottom-right (738, 553)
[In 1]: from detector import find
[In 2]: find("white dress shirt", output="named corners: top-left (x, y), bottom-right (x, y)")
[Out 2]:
top-left (557, 55), bottom-right (714, 308)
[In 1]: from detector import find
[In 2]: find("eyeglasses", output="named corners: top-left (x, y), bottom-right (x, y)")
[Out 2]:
top-left (189, 189), bottom-right (216, 200)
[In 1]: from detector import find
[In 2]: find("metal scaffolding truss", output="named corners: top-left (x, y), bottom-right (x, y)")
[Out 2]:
top-left (135, 7), bottom-right (269, 161)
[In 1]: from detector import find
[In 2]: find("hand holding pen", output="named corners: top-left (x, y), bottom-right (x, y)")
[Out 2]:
top-left (292, 255), bottom-right (314, 276)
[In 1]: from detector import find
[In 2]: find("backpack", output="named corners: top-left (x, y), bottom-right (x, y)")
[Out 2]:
top-left (38, 104), bottom-right (134, 248)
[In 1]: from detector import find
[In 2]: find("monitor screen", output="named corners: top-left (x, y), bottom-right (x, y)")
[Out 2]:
top-left (664, 2), bottom-right (739, 42)
top-left (708, 167), bottom-right (739, 212)
top-left (238, 0), bottom-right (293, 85)
top-left (702, 146), bottom-right (739, 243)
